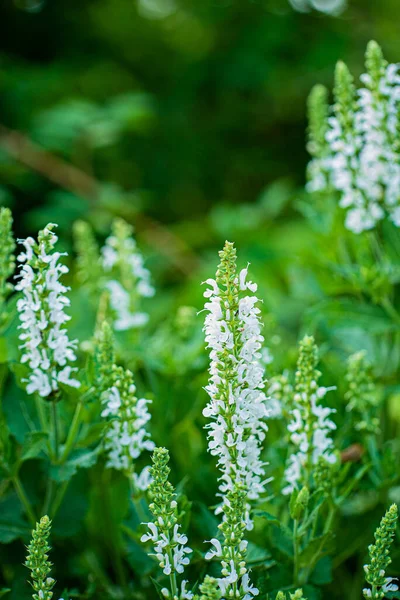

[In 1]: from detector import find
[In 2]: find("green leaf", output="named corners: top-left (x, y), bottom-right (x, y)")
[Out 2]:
top-left (0, 494), bottom-right (31, 543)
top-left (310, 555), bottom-right (333, 585)
top-left (299, 532), bottom-right (333, 566)
top-left (19, 431), bottom-right (48, 463)
top-left (0, 589), bottom-right (11, 597)
top-left (49, 446), bottom-right (101, 482)
top-left (254, 509), bottom-right (279, 525)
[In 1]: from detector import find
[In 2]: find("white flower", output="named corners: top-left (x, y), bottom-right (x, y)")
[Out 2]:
top-left (102, 369), bottom-right (155, 473)
top-left (101, 219), bottom-right (154, 331)
top-left (382, 577), bottom-right (399, 593)
top-left (15, 225), bottom-right (80, 398)
top-left (204, 538), bottom-right (223, 560)
top-left (132, 466), bottom-right (152, 491)
top-left (308, 51), bottom-right (400, 233)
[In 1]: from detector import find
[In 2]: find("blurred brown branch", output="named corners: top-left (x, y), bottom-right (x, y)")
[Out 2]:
top-left (0, 124), bottom-right (200, 275)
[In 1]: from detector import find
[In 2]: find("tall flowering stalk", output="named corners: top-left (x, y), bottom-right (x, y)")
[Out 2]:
top-left (72, 219), bottom-right (102, 294)
top-left (101, 365), bottom-right (155, 491)
top-left (345, 350), bottom-right (379, 433)
top-left (0, 207), bottom-right (15, 327)
top-left (15, 224), bottom-right (80, 398)
top-left (307, 41), bottom-right (400, 233)
top-left (141, 448), bottom-right (193, 599)
top-left (202, 241), bottom-right (269, 598)
top-left (283, 336), bottom-right (336, 495)
top-left (363, 504), bottom-right (398, 599)
top-left (101, 218), bottom-right (154, 331)
top-left (25, 515), bottom-right (55, 600)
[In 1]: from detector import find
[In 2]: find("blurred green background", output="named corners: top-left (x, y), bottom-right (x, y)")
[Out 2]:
top-left (1, 0), bottom-right (400, 238)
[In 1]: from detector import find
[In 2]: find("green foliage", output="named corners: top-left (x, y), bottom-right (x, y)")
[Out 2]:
top-left (2, 3), bottom-right (400, 599)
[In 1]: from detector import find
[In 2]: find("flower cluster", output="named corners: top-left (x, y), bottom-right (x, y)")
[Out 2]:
top-left (363, 504), bottom-right (398, 600)
top-left (345, 350), bottom-right (380, 433)
top-left (193, 577), bottom-right (221, 600)
top-left (25, 515), bottom-right (55, 600)
top-left (283, 336), bottom-right (336, 495)
top-left (267, 373), bottom-right (293, 419)
top-left (101, 365), bottom-right (154, 485)
top-left (141, 448), bottom-right (192, 599)
top-left (203, 241), bottom-right (269, 508)
top-left (101, 218), bottom-right (154, 330)
top-left (205, 485), bottom-right (259, 600)
top-left (203, 241), bottom-right (268, 597)
top-left (307, 41), bottom-right (400, 233)
top-left (15, 224), bottom-right (80, 398)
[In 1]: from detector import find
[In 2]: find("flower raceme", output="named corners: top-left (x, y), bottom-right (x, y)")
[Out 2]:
top-left (363, 504), bottom-right (398, 600)
top-left (283, 336), bottom-right (336, 495)
top-left (202, 241), bottom-right (269, 598)
top-left (202, 241), bottom-right (269, 512)
top-left (141, 448), bottom-right (193, 599)
top-left (101, 218), bottom-right (154, 331)
top-left (307, 41), bottom-right (400, 233)
top-left (101, 364), bottom-right (155, 488)
top-left (15, 224), bottom-right (80, 398)
top-left (25, 515), bottom-right (55, 600)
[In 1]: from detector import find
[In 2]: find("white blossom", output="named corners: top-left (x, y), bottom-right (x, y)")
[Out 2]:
top-left (15, 225), bottom-right (80, 398)
top-left (102, 367), bottom-right (155, 477)
top-left (307, 45), bottom-right (400, 233)
top-left (101, 218), bottom-right (154, 331)
top-left (283, 337), bottom-right (337, 495)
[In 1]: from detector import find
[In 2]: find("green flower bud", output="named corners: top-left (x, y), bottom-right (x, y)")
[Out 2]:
top-left (363, 504), bottom-right (398, 600)
top-left (25, 516), bottom-right (55, 600)
top-left (290, 487), bottom-right (310, 521)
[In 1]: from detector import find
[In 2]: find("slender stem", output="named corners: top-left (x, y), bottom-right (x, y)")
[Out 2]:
top-left (167, 546), bottom-right (178, 598)
top-left (50, 479), bottom-right (70, 519)
top-left (293, 518), bottom-right (300, 586)
top-left (51, 400), bottom-right (59, 461)
top-left (60, 400), bottom-right (83, 463)
top-left (35, 395), bottom-right (48, 433)
top-left (300, 503), bottom-right (336, 585)
top-left (42, 477), bottom-right (55, 516)
top-left (12, 476), bottom-right (36, 525)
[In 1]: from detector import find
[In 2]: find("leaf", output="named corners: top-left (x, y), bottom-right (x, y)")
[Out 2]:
top-left (310, 555), bottom-right (333, 585)
top-left (246, 541), bottom-right (274, 567)
top-left (0, 589), bottom-right (11, 597)
top-left (307, 299), bottom-right (394, 336)
top-left (49, 447), bottom-right (101, 482)
top-left (253, 509), bottom-right (279, 525)
top-left (0, 494), bottom-right (31, 543)
top-left (299, 532), bottom-right (333, 566)
top-left (269, 523), bottom-right (294, 558)
top-left (19, 431), bottom-right (48, 463)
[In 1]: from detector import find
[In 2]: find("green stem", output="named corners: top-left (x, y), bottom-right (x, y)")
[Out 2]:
top-left (42, 477), bottom-right (55, 516)
top-left (12, 476), bottom-right (36, 526)
top-left (50, 480), bottom-right (70, 519)
top-left (51, 400), bottom-right (59, 462)
top-left (293, 518), bottom-right (300, 586)
top-left (35, 395), bottom-right (48, 433)
top-left (60, 400), bottom-right (83, 463)
top-left (300, 503), bottom-right (336, 585)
